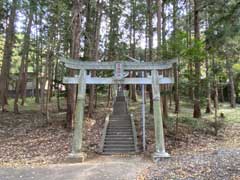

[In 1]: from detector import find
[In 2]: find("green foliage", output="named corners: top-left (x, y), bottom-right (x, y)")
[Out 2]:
top-left (233, 63), bottom-right (240, 73)
top-left (181, 39), bottom-right (206, 63)
top-left (168, 30), bottom-right (188, 58)
top-left (0, 34), bottom-right (4, 67)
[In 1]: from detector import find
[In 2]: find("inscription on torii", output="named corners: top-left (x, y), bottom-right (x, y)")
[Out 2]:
top-left (60, 57), bottom-right (177, 162)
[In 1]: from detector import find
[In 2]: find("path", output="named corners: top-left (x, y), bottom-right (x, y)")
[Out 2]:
top-left (103, 90), bottom-right (136, 154)
top-left (0, 155), bottom-right (152, 180)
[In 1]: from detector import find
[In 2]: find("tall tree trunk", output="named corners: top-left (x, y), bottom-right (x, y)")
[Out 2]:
top-left (67, 0), bottom-right (83, 128)
top-left (35, 34), bottom-right (40, 104)
top-left (35, 7), bottom-right (43, 104)
top-left (172, 0), bottom-right (177, 55)
top-left (88, 0), bottom-right (103, 117)
top-left (20, 59), bottom-right (28, 106)
top-left (45, 52), bottom-right (54, 121)
top-left (213, 53), bottom-right (218, 135)
top-left (161, 0), bottom-right (168, 119)
top-left (157, 0), bottom-right (168, 118)
top-left (0, 0), bottom-right (17, 112)
top-left (187, 0), bottom-right (194, 100)
top-left (226, 59), bottom-right (236, 108)
top-left (130, 72), bottom-right (137, 102)
top-left (219, 83), bottom-right (225, 102)
top-left (205, 54), bottom-right (212, 113)
top-left (213, 78), bottom-right (218, 135)
top-left (0, 1), bottom-right (4, 31)
top-left (21, 1), bottom-right (36, 106)
top-left (235, 75), bottom-right (240, 103)
top-left (173, 63), bottom-right (179, 113)
top-left (107, 85), bottom-right (112, 107)
top-left (129, 0), bottom-right (137, 102)
top-left (147, 0), bottom-right (153, 114)
top-left (40, 59), bottom-right (47, 114)
top-left (204, 4), bottom-right (212, 114)
top-left (162, 93), bottom-right (168, 120)
top-left (157, 0), bottom-right (162, 59)
top-left (55, 59), bottom-right (62, 112)
top-left (172, 0), bottom-right (179, 113)
top-left (193, 0), bottom-right (201, 118)
top-left (162, 0), bottom-right (167, 58)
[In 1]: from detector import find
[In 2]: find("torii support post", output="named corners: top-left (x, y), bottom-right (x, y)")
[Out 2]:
top-left (151, 70), bottom-right (170, 162)
top-left (67, 69), bottom-right (87, 163)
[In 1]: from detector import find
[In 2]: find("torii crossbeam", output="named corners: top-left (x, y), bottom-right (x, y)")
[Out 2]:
top-left (60, 57), bottom-right (177, 162)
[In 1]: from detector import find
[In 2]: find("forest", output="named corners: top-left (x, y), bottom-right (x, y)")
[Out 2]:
top-left (0, 0), bottom-right (240, 180)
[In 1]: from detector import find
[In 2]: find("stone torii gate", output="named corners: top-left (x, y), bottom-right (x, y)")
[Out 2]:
top-left (60, 57), bottom-right (177, 162)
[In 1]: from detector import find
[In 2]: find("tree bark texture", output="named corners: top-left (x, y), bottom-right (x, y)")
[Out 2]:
top-left (0, 0), bottom-right (17, 112)
top-left (14, 1), bottom-right (34, 113)
top-left (193, 0), bottom-right (201, 118)
top-left (226, 59), bottom-right (236, 108)
top-left (88, 0), bottom-right (103, 117)
top-left (147, 0), bottom-right (153, 114)
top-left (157, 0), bottom-right (162, 59)
top-left (67, 0), bottom-right (83, 128)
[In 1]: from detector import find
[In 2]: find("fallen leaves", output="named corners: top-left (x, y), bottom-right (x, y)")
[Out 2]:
top-left (0, 102), bottom-right (111, 167)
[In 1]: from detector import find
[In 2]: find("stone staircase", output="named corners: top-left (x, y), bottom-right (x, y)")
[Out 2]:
top-left (102, 91), bottom-right (137, 154)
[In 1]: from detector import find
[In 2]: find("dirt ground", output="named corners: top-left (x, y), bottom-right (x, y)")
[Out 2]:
top-left (0, 98), bottom-right (240, 179)
top-left (137, 123), bottom-right (240, 180)
top-left (0, 155), bottom-right (152, 180)
top-left (0, 98), bottom-right (111, 167)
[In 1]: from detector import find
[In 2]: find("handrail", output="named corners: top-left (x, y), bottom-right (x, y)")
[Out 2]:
top-left (130, 113), bottom-right (138, 152)
top-left (98, 114), bottom-right (110, 153)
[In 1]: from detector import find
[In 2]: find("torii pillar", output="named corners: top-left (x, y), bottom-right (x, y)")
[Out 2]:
top-left (67, 70), bottom-right (87, 162)
top-left (151, 70), bottom-right (170, 162)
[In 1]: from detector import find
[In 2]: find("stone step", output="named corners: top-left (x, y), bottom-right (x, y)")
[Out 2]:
top-left (109, 119), bottom-right (131, 122)
top-left (106, 134), bottom-right (133, 138)
top-left (109, 121), bottom-right (131, 124)
top-left (104, 140), bottom-right (134, 144)
top-left (110, 115), bottom-right (130, 117)
top-left (103, 148), bottom-right (135, 152)
top-left (110, 119), bottom-right (130, 121)
top-left (110, 117), bottom-right (130, 120)
top-left (108, 126), bottom-right (132, 129)
top-left (110, 117), bottom-right (130, 119)
top-left (107, 129), bottom-right (132, 132)
top-left (107, 127), bottom-right (132, 132)
top-left (108, 122), bottom-right (131, 125)
top-left (113, 106), bottom-right (127, 110)
top-left (116, 97), bottom-right (125, 101)
top-left (107, 128), bottom-right (132, 131)
top-left (113, 104), bottom-right (127, 108)
top-left (110, 118), bottom-right (130, 120)
top-left (108, 124), bottom-right (131, 126)
top-left (113, 111), bottom-right (127, 115)
top-left (102, 151), bottom-right (136, 155)
top-left (106, 131), bottom-right (132, 134)
top-left (101, 91), bottom-right (137, 155)
top-left (104, 144), bottom-right (134, 148)
top-left (106, 132), bottom-right (133, 136)
top-left (109, 120), bottom-right (131, 123)
top-left (105, 137), bottom-right (133, 141)
top-left (109, 124), bottom-right (131, 126)
top-left (107, 127), bottom-right (132, 130)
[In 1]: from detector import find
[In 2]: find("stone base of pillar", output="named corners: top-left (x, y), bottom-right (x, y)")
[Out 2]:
top-left (152, 151), bottom-right (170, 163)
top-left (66, 152), bottom-right (87, 163)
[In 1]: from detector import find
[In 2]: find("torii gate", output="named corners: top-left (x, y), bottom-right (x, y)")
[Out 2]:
top-left (60, 57), bottom-right (177, 162)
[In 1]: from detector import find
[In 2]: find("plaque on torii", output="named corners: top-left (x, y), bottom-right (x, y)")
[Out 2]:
top-left (60, 57), bottom-right (177, 162)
